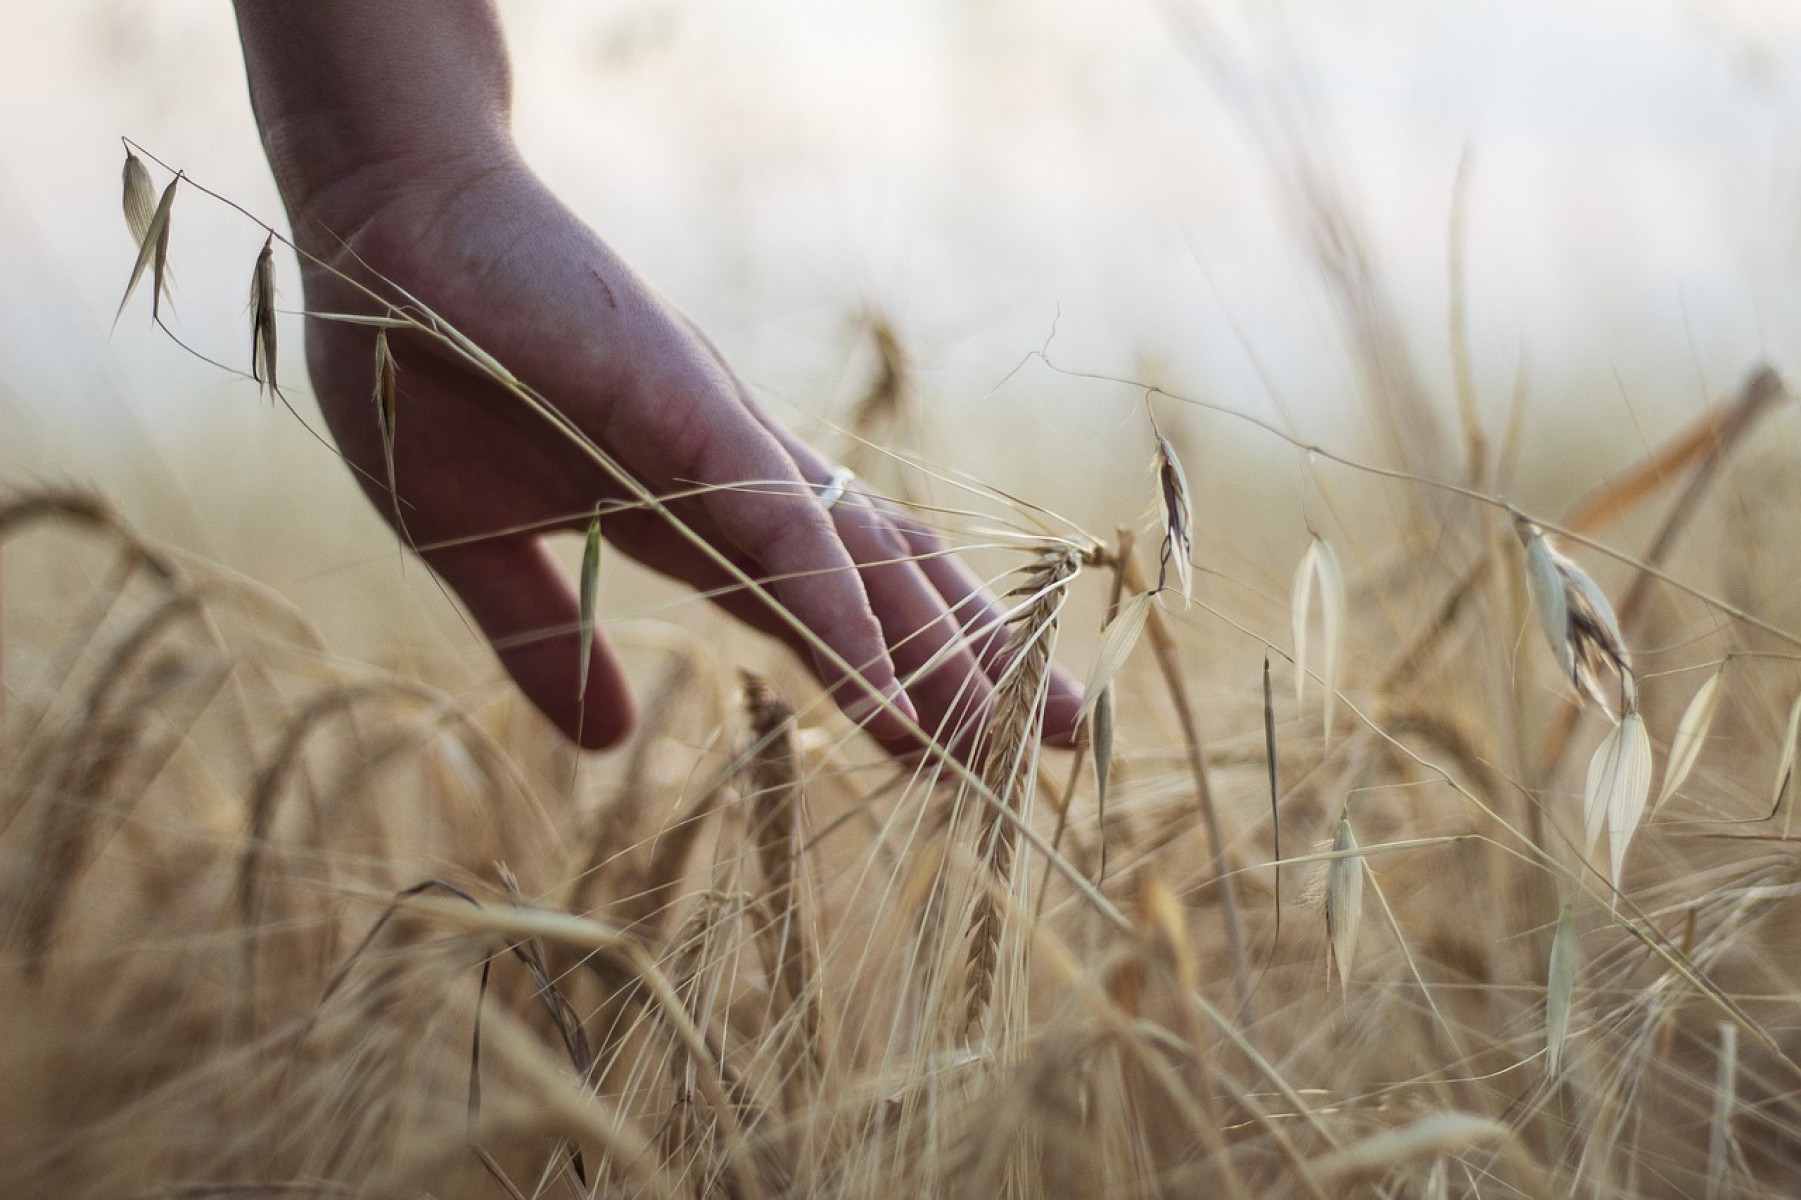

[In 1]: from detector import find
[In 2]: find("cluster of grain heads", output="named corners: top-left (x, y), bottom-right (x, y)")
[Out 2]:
top-left (116, 148), bottom-right (178, 326)
top-left (1291, 533), bottom-right (1345, 742)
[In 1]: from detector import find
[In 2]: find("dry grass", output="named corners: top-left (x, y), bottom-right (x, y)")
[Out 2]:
top-left (5, 146), bottom-right (1801, 1199)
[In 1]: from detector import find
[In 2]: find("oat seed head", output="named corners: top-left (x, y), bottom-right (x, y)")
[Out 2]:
top-left (250, 233), bottom-right (279, 396)
top-left (1658, 665), bottom-right (1724, 811)
top-left (1545, 902), bottom-right (1578, 1079)
top-left (1326, 808), bottom-right (1363, 991)
top-left (121, 150), bottom-right (155, 248)
top-left (1152, 433), bottom-right (1194, 605)
top-left (1516, 514), bottom-right (1635, 718)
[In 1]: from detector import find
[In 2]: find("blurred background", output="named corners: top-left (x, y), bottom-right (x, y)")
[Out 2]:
top-left (6, 0), bottom-right (1801, 676)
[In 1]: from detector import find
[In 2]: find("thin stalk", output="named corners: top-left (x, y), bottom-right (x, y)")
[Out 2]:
top-left (1120, 548), bottom-right (1254, 1025)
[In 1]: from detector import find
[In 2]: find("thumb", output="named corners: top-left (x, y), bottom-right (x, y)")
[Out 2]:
top-left (426, 536), bottom-right (635, 749)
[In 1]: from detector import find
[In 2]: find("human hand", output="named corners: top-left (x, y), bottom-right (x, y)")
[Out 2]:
top-left (285, 149), bottom-right (1080, 757)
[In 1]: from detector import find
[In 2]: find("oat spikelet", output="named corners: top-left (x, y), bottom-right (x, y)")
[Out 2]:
top-left (372, 329), bottom-right (403, 528)
top-left (116, 172), bottom-right (179, 326)
top-left (741, 673), bottom-right (820, 1086)
top-left (1582, 712), bottom-right (1652, 890)
top-left (1770, 692), bottom-right (1801, 823)
top-left (1515, 514), bottom-right (1635, 718)
top-left (1076, 590), bottom-right (1152, 725)
top-left (1707, 1022), bottom-right (1741, 1200)
top-left (250, 233), bottom-right (279, 397)
top-left (121, 150), bottom-right (155, 247)
top-left (964, 543), bottom-right (1082, 1035)
top-left (1291, 535), bottom-right (1346, 741)
top-left (1152, 433), bottom-right (1194, 604)
top-left (1658, 665), bottom-right (1724, 811)
top-left (578, 506), bottom-right (603, 703)
top-left (1325, 808), bottom-right (1363, 992)
top-left (1545, 902), bottom-right (1578, 1078)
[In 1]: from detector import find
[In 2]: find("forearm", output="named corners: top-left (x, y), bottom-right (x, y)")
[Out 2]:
top-left (233, 0), bottom-right (518, 233)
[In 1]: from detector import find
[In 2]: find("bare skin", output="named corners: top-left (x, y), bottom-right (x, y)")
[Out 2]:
top-left (232, 1), bottom-right (1080, 758)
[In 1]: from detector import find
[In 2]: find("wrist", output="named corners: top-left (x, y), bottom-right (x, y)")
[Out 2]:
top-left (233, 0), bottom-right (518, 244)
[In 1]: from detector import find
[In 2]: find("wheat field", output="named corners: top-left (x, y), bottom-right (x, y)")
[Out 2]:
top-left (8, 10), bottom-right (1801, 1194)
top-left (6, 251), bottom-right (1801, 1195)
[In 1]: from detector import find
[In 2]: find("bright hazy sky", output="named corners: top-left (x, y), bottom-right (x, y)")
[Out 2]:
top-left (6, 0), bottom-right (1801, 487)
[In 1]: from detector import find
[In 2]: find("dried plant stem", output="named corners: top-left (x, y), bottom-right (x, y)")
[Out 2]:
top-left (964, 545), bottom-right (1081, 1037)
top-left (1041, 526), bottom-right (1135, 912)
top-left (1119, 549), bottom-right (1254, 1025)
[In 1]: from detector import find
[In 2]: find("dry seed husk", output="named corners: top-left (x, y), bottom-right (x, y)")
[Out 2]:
top-left (1291, 535), bottom-right (1346, 740)
top-left (1658, 666), bottom-right (1724, 810)
top-left (1153, 433), bottom-right (1193, 604)
top-left (250, 234), bottom-right (278, 395)
top-left (1545, 902), bottom-right (1578, 1078)
top-left (1583, 713), bottom-right (1652, 889)
top-left (1516, 515), bottom-right (1634, 718)
top-left (121, 151), bottom-right (155, 247)
top-left (1326, 809), bottom-right (1363, 990)
top-left (1771, 692), bottom-right (1801, 820)
top-left (373, 329), bottom-right (400, 505)
top-left (116, 173), bottom-right (179, 326)
top-left (1706, 1022), bottom-right (1739, 1200)
top-left (1606, 713), bottom-right (1653, 888)
top-left (1077, 590), bottom-right (1152, 725)
top-left (578, 507), bottom-right (603, 703)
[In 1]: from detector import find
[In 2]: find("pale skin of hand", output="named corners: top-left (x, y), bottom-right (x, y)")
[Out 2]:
top-left (232, 1), bottom-right (1080, 759)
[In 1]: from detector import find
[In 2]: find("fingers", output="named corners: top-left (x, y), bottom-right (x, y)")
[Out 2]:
top-left (892, 515), bottom-right (1086, 748)
top-left (425, 535), bottom-right (635, 749)
top-left (823, 491), bottom-right (995, 759)
top-left (676, 416), bottom-right (920, 746)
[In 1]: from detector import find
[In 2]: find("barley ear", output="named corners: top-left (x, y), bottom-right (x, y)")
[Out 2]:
top-left (578, 506), bottom-right (603, 703)
top-left (115, 173), bottom-right (179, 327)
top-left (250, 233), bottom-right (279, 396)
top-left (1326, 809), bottom-right (1363, 991)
